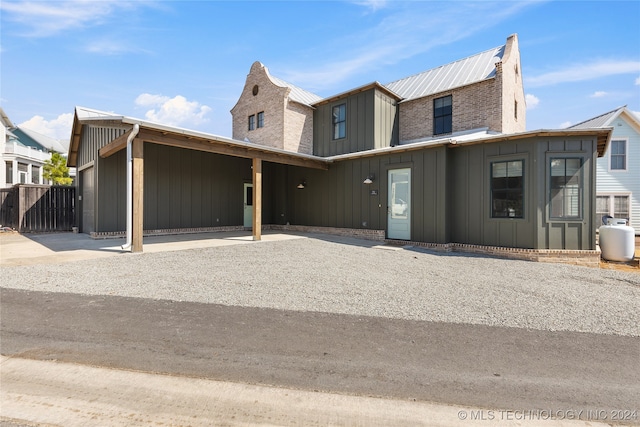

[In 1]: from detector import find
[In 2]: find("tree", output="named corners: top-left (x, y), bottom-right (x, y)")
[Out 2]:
top-left (43, 152), bottom-right (73, 186)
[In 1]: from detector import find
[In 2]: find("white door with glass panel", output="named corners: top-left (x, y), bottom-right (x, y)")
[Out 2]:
top-left (388, 168), bottom-right (411, 240)
top-left (243, 183), bottom-right (253, 228)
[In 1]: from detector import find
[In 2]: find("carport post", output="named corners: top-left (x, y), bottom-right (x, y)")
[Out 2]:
top-left (132, 138), bottom-right (144, 252)
top-left (252, 157), bottom-right (262, 241)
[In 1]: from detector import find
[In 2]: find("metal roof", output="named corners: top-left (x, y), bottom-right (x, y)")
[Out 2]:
top-left (384, 45), bottom-right (505, 101)
top-left (568, 106), bottom-right (626, 129)
top-left (269, 74), bottom-right (323, 107)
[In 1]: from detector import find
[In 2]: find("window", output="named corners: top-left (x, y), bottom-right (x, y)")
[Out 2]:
top-left (257, 111), bottom-right (264, 128)
top-left (514, 100), bottom-right (518, 120)
top-left (433, 95), bottom-right (452, 135)
top-left (597, 194), bottom-right (630, 226)
top-left (491, 160), bottom-right (524, 218)
top-left (18, 163), bottom-right (28, 184)
top-left (610, 139), bottom-right (626, 170)
top-left (332, 104), bottom-right (346, 140)
top-left (5, 161), bottom-right (12, 184)
top-left (549, 158), bottom-right (582, 219)
top-left (248, 115), bottom-right (255, 131)
top-left (31, 166), bottom-right (40, 184)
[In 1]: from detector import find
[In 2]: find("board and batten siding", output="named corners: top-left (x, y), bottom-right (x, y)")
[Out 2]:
top-left (595, 117), bottom-right (640, 231)
top-left (94, 142), bottom-right (257, 233)
top-left (313, 88), bottom-right (398, 157)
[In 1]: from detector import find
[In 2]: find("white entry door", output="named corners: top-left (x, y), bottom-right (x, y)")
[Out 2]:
top-left (243, 183), bottom-right (253, 228)
top-left (388, 168), bottom-right (411, 240)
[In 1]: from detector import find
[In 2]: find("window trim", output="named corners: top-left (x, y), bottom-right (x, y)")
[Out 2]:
top-left (596, 193), bottom-right (632, 225)
top-left (547, 154), bottom-right (585, 222)
top-left (608, 138), bottom-right (628, 172)
top-left (332, 103), bottom-right (346, 140)
top-left (433, 95), bottom-right (452, 136)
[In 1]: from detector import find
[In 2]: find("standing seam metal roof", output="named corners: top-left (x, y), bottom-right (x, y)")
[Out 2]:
top-left (269, 74), bottom-right (323, 107)
top-left (384, 45), bottom-right (505, 101)
top-left (567, 106), bottom-right (625, 129)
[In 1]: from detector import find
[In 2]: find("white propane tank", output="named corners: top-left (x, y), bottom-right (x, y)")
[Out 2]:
top-left (599, 218), bottom-right (635, 262)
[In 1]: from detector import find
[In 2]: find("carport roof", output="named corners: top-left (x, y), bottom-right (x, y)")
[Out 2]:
top-left (68, 106), bottom-right (329, 170)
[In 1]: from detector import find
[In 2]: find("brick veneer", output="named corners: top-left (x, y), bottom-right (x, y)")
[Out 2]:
top-left (231, 62), bottom-right (314, 155)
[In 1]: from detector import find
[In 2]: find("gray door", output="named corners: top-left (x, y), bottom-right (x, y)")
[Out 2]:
top-left (81, 167), bottom-right (94, 233)
top-left (387, 168), bottom-right (411, 240)
top-left (243, 183), bottom-right (253, 228)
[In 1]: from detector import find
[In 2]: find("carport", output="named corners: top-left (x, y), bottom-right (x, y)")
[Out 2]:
top-left (67, 107), bottom-right (329, 252)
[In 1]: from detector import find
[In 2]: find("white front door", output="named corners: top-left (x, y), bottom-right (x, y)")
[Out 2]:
top-left (243, 183), bottom-right (253, 228)
top-left (388, 168), bottom-right (411, 240)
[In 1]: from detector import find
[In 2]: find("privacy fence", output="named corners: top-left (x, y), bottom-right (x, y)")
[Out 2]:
top-left (0, 185), bottom-right (76, 232)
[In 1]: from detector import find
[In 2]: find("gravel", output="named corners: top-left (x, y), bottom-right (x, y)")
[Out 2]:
top-left (2, 234), bottom-right (639, 337)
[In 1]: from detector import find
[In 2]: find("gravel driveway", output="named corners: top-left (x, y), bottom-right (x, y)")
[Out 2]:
top-left (2, 233), bottom-right (639, 337)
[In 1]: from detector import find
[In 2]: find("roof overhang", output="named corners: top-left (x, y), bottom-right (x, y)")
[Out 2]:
top-left (312, 82), bottom-right (402, 107)
top-left (68, 107), bottom-right (329, 170)
top-left (325, 128), bottom-right (613, 162)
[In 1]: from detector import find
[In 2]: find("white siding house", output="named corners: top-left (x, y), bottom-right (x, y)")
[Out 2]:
top-left (570, 106), bottom-right (640, 234)
top-left (1, 108), bottom-right (68, 189)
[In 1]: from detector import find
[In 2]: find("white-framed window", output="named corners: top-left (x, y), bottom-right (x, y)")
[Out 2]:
top-left (596, 194), bottom-right (631, 226)
top-left (609, 139), bottom-right (627, 171)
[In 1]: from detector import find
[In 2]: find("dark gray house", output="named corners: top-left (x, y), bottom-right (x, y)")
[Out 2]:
top-left (67, 35), bottom-right (611, 265)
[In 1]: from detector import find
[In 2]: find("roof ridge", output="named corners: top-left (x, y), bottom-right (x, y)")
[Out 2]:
top-left (567, 105), bottom-right (626, 128)
top-left (385, 43), bottom-right (504, 87)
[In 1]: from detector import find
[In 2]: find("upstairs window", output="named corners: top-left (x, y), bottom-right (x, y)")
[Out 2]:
top-left (433, 95), bottom-right (452, 135)
top-left (257, 111), bottom-right (264, 128)
top-left (610, 139), bottom-right (626, 170)
top-left (332, 104), bottom-right (346, 140)
top-left (5, 161), bottom-right (13, 184)
top-left (549, 158), bottom-right (582, 219)
top-left (248, 115), bottom-right (255, 131)
top-left (491, 160), bottom-right (524, 218)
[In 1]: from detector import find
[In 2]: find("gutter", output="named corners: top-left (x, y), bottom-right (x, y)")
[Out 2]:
top-left (121, 124), bottom-right (140, 251)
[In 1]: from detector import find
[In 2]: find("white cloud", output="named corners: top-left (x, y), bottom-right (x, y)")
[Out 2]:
top-left (590, 91), bottom-right (608, 98)
top-left (525, 94), bottom-right (540, 109)
top-left (135, 94), bottom-right (211, 127)
top-left (353, 0), bottom-right (388, 12)
top-left (526, 60), bottom-right (640, 88)
top-left (0, 0), bottom-right (152, 37)
top-left (279, 1), bottom-right (539, 91)
top-left (19, 113), bottom-right (74, 142)
top-left (635, 76), bottom-right (640, 85)
top-left (559, 121), bottom-right (573, 129)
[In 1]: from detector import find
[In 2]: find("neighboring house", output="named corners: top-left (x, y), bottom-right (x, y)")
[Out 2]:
top-left (0, 107), bottom-right (68, 188)
top-left (568, 106), bottom-right (639, 234)
top-left (67, 34), bottom-right (611, 265)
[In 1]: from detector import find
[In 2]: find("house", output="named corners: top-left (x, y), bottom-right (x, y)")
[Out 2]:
top-left (67, 35), bottom-right (611, 265)
top-left (568, 106), bottom-right (639, 234)
top-left (1, 107), bottom-right (69, 188)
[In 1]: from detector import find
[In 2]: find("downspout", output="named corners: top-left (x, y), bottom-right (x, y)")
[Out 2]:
top-left (121, 124), bottom-right (140, 250)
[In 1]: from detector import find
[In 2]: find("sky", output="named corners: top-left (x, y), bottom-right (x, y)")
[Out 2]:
top-left (1, 0), bottom-right (639, 148)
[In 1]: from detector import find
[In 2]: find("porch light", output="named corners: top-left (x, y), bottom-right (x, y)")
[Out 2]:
top-left (363, 173), bottom-right (375, 184)
top-left (297, 181), bottom-right (306, 189)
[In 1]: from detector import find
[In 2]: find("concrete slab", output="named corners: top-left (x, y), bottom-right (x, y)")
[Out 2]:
top-left (0, 231), bottom-right (306, 267)
top-left (0, 356), bottom-right (613, 427)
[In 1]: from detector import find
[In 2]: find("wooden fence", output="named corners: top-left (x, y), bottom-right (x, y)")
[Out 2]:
top-left (0, 185), bottom-right (76, 232)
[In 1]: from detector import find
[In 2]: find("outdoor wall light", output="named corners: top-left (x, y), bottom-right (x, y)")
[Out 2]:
top-left (297, 181), bottom-right (306, 189)
top-left (363, 173), bottom-right (375, 184)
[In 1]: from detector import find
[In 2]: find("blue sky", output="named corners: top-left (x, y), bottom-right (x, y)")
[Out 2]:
top-left (1, 0), bottom-right (639, 146)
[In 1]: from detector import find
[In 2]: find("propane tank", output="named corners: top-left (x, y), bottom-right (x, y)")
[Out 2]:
top-left (599, 218), bottom-right (635, 262)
